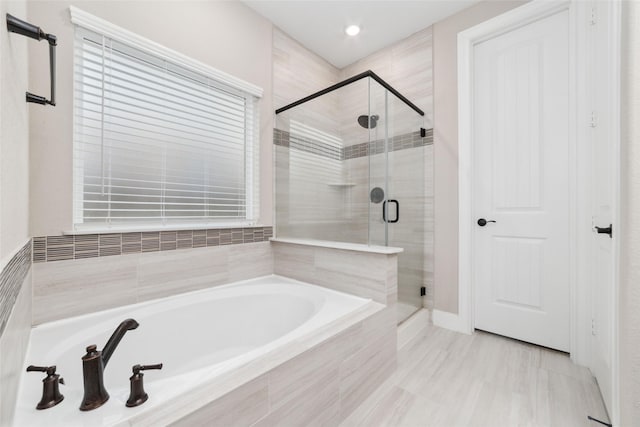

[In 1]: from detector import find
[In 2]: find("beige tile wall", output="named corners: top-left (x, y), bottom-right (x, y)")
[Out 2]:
top-left (30, 233), bottom-right (399, 426)
top-left (339, 28), bottom-right (434, 312)
top-left (340, 27), bottom-right (433, 145)
top-left (32, 242), bottom-right (274, 324)
top-left (272, 241), bottom-right (397, 305)
top-left (32, 239), bottom-right (401, 324)
top-left (274, 26), bottom-right (435, 313)
top-left (273, 27), bottom-right (341, 134)
top-left (0, 270), bottom-right (32, 426)
top-left (172, 306), bottom-right (396, 427)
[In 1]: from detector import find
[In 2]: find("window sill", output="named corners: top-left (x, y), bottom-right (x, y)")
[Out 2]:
top-left (66, 222), bottom-right (268, 235)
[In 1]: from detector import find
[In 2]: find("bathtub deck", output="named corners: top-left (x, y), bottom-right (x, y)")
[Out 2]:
top-left (341, 318), bottom-right (610, 427)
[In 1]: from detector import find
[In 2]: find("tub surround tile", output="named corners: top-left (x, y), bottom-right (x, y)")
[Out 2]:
top-left (32, 226), bottom-right (274, 262)
top-left (141, 232), bottom-right (161, 253)
top-left (32, 255), bottom-right (139, 324)
top-left (31, 239), bottom-right (399, 425)
top-left (170, 375), bottom-right (269, 427)
top-left (137, 247), bottom-right (233, 302)
top-left (160, 231), bottom-right (177, 251)
top-left (0, 241), bottom-right (31, 336)
top-left (32, 242), bottom-right (274, 324)
top-left (0, 241), bottom-right (32, 426)
top-left (314, 248), bottom-right (393, 303)
top-left (177, 230), bottom-right (193, 249)
top-left (168, 302), bottom-right (395, 427)
top-left (122, 232), bottom-right (143, 254)
top-left (0, 270), bottom-right (32, 427)
top-left (73, 234), bottom-right (99, 259)
top-left (32, 237), bottom-right (46, 262)
top-left (99, 233), bottom-right (122, 257)
top-left (273, 241), bottom-right (398, 305)
top-left (339, 328), bottom-right (397, 419)
top-left (255, 372), bottom-right (341, 427)
top-left (272, 242), bottom-right (315, 283)
top-left (193, 230), bottom-right (207, 248)
top-left (267, 326), bottom-right (354, 409)
top-left (229, 243), bottom-right (274, 283)
top-left (45, 235), bottom-right (74, 261)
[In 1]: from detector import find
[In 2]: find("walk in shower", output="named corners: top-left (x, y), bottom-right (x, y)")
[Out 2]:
top-left (274, 71), bottom-right (434, 324)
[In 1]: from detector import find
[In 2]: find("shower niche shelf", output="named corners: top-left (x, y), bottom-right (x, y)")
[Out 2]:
top-left (326, 182), bottom-right (356, 187)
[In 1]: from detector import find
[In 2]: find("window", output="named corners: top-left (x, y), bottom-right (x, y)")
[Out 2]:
top-left (72, 18), bottom-right (260, 231)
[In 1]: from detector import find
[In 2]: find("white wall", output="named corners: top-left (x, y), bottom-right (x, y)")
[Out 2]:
top-left (28, 0), bottom-right (274, 236)
top-left (619, 0), bottom-right (640, 423)
top-left (0, 0), bottom-right (32, 424)
top-left (432, 0), bottom-right (527, 313)
top-left (1, 0), bottom-right (30, 259)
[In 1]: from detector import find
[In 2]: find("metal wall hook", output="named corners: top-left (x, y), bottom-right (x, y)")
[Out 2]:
top-left (6, 14), bottom-right (57, 106)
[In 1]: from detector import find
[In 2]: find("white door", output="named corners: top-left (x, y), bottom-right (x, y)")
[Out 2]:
top-left (472, 9), bottom-right (571, 351)
top-left (590, 126), bottom-right (615, 418)
top-left (589, 0), bottom-right (617, 415)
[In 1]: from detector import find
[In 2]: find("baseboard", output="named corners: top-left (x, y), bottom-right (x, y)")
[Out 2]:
top-left (432, 309), bottom-right (471, 334)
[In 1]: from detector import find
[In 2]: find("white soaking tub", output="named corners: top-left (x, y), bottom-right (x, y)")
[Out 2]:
top-left (13, 275), bottom-right (372, 427)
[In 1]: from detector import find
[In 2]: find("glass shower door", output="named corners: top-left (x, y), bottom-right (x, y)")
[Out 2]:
top-left (368, 79), bottom-right (426, 324)
top-left (274, 72), bottom-right (429, 325)
top-left (367, 78), bottom-right (389, 249)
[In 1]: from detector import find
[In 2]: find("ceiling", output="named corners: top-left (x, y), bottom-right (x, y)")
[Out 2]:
top-left (243, 1), bottom-right (481, 68)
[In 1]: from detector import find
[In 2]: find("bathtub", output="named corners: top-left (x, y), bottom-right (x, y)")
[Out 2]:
top-left (13, 275), bottom-right (374, 426)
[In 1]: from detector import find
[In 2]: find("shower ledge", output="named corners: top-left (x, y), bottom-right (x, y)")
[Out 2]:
top-left (326, 182), bottom-right (356, 187)
top-left (270, 237), bottom-right (403, 254)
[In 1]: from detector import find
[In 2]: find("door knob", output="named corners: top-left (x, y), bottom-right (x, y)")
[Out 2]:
top-left (594, 224), bottom-right (613, 238)
top-left (477, 218), bottom-right (496, 227)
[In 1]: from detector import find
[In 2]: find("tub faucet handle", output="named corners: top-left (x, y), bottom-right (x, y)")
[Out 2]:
top-left (133, 363), bottom-right (163, 374)
top-left (26, 365), bottom-right (64, 410)
top-left (126, 363), bottom-right (163, 408)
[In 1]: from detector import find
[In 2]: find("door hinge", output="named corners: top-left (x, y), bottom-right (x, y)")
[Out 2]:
top-left (590, 7), bottom-right (597, 25)
top-left (420, 286), bottom-right (426, 297)
top-left (590, 111), bottom-right (598, 128)
top-left (591, 318), bottom-right (597, 336)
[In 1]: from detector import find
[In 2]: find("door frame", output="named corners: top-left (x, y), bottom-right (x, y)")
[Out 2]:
top-left (456, 0), bottom-right (620, 422)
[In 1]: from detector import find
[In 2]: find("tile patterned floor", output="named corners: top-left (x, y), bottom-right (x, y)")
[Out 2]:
top-left (341, 322), bottom-right (610, 427)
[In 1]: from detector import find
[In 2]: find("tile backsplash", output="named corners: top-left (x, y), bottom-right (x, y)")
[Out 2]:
top-left (32, 226), bottom-right (273, 263)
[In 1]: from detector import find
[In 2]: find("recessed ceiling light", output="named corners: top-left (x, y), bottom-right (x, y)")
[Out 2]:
top-left (345, 25), bottom-right (360, 36)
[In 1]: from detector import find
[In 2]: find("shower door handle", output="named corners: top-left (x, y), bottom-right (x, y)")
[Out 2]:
top-left (383, 200), bottom-right (399, 223)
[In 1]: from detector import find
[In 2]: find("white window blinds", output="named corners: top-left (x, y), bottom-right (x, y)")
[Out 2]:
top-left (73, 27), bottom-right (259, 230)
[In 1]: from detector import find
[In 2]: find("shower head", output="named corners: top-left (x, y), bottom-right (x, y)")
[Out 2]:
top-left (357, 114), bottom-right (379, 129)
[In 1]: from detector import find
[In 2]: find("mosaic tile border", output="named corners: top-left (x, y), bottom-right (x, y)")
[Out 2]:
top-left (274, 128), bottom-right (434, 161)
top-left (344, 128), bottom-right (433, 160)
top-left (32, 226), bottom-right (273, 263)
top-left (273, 128), bottom-right (343, 160)
top-left (0, 241), bottom-right (31, 336)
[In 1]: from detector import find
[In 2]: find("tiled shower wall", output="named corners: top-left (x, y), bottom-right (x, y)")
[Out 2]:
top-left (273, 27), bottom-right (435, 307)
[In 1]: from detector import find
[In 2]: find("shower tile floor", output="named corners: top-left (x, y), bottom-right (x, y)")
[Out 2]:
top-left (397, 302), bottom-right (421, 324)
top-left (341, 319), bottom-right (610, 427)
